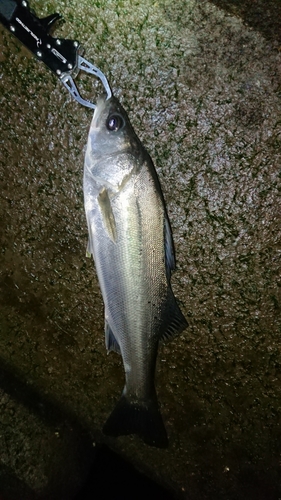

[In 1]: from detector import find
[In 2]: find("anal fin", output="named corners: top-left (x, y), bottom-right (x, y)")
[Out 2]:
top-left (105, 320), bottom-right (121, 354)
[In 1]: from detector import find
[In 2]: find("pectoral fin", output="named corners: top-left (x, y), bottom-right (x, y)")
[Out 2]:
top-left (98, 188), bottom-right (117, 242)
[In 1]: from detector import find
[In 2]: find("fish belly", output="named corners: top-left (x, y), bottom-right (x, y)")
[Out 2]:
top-left (85, 161), bottom-right (167, 400)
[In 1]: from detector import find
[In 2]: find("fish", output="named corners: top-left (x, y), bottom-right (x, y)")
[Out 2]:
top-left (83, 94), bottom-right (188, 448)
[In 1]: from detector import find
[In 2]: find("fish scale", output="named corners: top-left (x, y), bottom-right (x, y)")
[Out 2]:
top-left (83, 95), bottom-right (187, 447)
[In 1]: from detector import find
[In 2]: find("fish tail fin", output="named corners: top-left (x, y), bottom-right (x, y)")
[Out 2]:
top-left (103, 393), bottom-right (168, 448)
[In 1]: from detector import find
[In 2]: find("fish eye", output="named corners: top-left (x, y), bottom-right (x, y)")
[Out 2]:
top-left (106, 113), bottom-right (125, 132)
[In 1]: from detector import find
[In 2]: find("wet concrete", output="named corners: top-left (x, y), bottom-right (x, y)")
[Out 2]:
top-left (0, 0), bottom-right (281, 498)
top-left (209, 0), bottom-right (281, 46)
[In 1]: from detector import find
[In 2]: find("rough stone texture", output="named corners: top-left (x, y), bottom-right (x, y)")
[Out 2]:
top-left (0, 0), bottom-right (281, 498)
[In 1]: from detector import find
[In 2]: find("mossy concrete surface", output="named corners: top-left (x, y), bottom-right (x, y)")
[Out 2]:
top-left (0, 0), bottom-right (281, 498)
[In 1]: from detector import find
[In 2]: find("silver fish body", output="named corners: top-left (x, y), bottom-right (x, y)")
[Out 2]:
top-left (83, 95), bottom-right (187, 447)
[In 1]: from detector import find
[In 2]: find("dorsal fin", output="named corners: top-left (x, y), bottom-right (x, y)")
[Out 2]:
top-left (164, 215), bottom-right (176, 280)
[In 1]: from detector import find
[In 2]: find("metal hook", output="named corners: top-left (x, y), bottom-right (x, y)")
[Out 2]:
top-left (61, 55), bottom-right (112, 109)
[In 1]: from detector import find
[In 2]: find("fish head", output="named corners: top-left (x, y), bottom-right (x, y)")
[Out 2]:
top-left (86, 95), bottom-right (141, 160)
top-left (84, 95), bottom-right (144, 191)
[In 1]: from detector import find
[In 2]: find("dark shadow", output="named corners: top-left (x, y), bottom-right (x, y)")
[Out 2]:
top-left (208, 0), bottom-right (281, 45)
top-left (0, 358), bottom-right (88, 428)
top-left (0, 358), bottom-right (95, 500)
top-left (74, 444), bottom-right (178, 500)
top-left (0, 359), bottom-right (180, 500)
top-left (0, 464), bottom-right (38, 500)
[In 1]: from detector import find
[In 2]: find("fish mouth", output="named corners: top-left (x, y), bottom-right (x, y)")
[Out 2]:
top-left (91, 94), bottom-right (120, 131)
top-left (96, 93), bottom-right (108, 106)
top-left (90, 94), bottom-right (108, 129)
